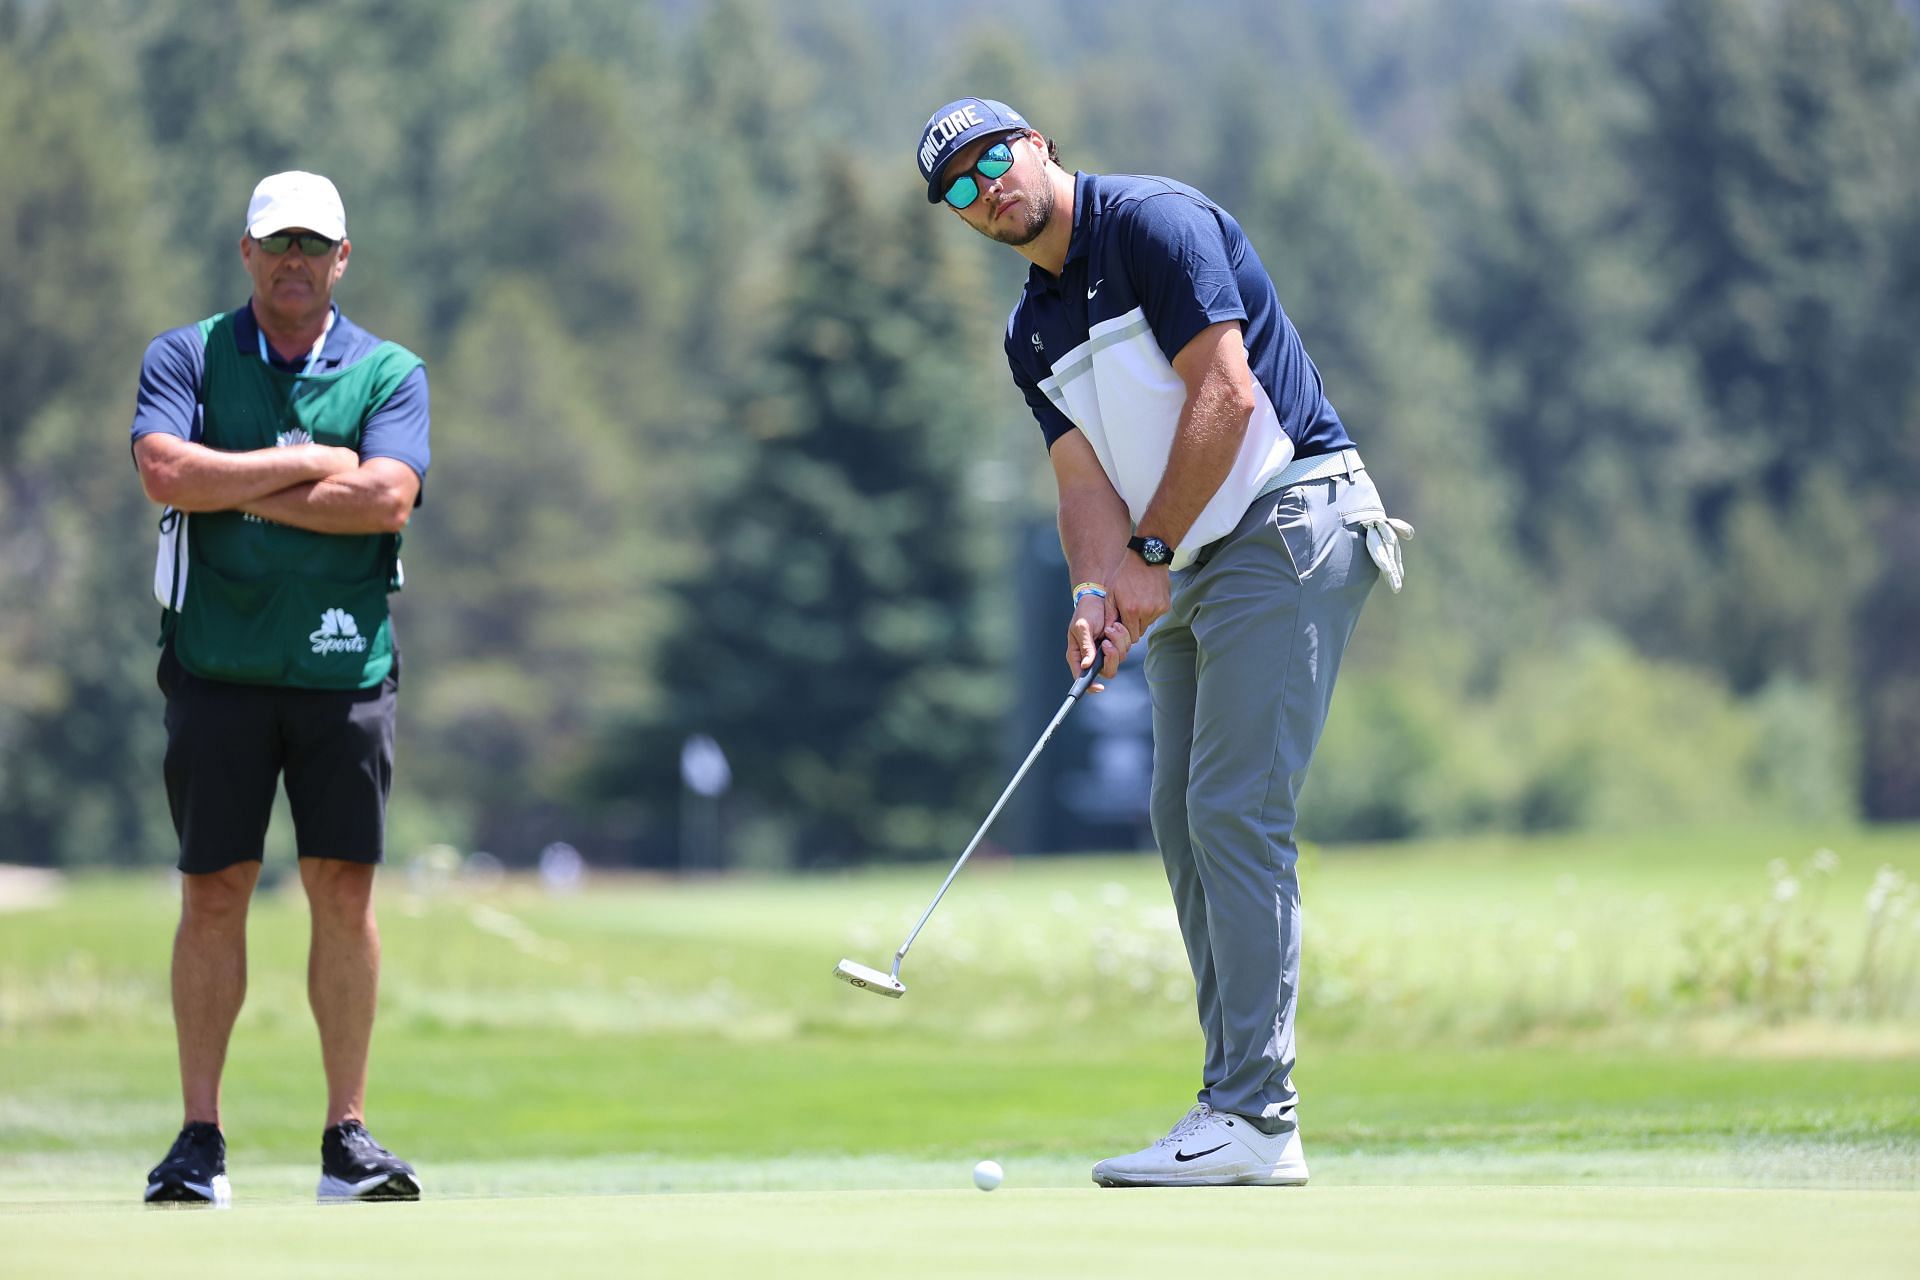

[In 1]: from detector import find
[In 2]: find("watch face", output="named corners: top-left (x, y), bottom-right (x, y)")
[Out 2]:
top-left (1132, 536), bottom-right (1172, 565)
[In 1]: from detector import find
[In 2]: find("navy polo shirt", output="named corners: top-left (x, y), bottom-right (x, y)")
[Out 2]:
top-left (131, 302), bottom-right (432, 493)
top-left (1005, 172), bottom-right (1351, 566)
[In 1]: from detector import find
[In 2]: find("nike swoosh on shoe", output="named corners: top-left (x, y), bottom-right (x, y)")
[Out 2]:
top-left (1173, 1143), bottom-right (1232, 1163)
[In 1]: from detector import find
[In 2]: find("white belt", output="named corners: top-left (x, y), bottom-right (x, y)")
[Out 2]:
top-left (1254, 447), bottom-right (1366, 499)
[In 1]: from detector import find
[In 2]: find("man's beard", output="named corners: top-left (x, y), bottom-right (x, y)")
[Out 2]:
top-left (983, 181), bottom-right (1053, 247)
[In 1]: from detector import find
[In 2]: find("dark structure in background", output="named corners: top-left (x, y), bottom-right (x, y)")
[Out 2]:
top-left (1859, 506), bottom-right (1920, 820)
top-left (1004, 524), bottom-right (1155, 855)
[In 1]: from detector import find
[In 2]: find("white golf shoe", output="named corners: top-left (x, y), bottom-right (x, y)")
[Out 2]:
top-left (1091, 1103), bottom-right (1309, 1187)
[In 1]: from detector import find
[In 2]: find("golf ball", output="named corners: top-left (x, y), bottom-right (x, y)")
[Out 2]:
top-left (972, 1159), bottom-right (1003, 1191)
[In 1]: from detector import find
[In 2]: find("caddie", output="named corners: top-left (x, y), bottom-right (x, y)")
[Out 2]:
top-left (129, 170), bottom-right (428, 1205)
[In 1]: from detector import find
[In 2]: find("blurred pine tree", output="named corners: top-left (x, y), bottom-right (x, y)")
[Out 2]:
top-left (598, 154), bottom-right (1006, 867)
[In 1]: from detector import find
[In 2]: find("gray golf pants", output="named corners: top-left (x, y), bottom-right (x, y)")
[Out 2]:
top-left (1144, 467), bottom-right (1382, 1129)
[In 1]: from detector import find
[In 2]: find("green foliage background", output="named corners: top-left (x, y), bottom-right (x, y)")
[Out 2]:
top-left (0, 0), bottom-right (1916, 867)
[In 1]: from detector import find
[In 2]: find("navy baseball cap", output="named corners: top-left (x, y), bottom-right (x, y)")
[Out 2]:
top-left (916, 97), bottom-right (1030, 203)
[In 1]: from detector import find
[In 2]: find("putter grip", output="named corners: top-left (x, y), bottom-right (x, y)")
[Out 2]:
top-left (1069, 643), bottom-right (1106, 699)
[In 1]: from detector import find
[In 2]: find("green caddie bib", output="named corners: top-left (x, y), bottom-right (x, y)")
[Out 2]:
top-left (160, 310), bottom-right (423, 690)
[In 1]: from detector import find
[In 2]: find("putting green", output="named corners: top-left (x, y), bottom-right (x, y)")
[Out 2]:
top-left (6, 1184), bottom-right (1916, 1278)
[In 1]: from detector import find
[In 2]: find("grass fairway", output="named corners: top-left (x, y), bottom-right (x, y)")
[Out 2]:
top-left (2, 825), bottom-right (1916, 1274)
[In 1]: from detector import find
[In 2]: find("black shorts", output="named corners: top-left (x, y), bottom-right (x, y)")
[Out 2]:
top-left (158, 641), bottom-right (399, 875)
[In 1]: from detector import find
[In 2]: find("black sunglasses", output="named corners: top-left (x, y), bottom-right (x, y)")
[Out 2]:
top-left (254, 231), bottom-right (338, 257)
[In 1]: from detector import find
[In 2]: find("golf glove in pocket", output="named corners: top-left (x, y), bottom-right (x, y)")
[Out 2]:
top-left (1342, 509), bottom-right (1416, 593)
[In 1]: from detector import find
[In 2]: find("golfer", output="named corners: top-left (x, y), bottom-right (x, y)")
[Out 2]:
top-left (130, 171), bottom-right (428, 1204)
top-left (916, 98), bottom-right (1411, 1186)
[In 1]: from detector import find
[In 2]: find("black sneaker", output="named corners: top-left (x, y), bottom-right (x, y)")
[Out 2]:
top-left (145, 1122), bottom-right (232, 1207)
top-left (318, 1120), bottom-right (420, 1201)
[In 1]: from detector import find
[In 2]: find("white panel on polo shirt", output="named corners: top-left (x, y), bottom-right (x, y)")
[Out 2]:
top-left (1038, 306), bottom-right (1295, 572)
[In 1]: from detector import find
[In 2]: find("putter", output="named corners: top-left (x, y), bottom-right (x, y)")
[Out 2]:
top-left (834, 647), bottom-right (1108, 999)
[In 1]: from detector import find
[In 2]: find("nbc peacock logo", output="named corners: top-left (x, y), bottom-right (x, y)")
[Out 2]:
top-left (276, 426), bottom-right (313, 447)
top-left (310, 607), bottom-right (369, 656)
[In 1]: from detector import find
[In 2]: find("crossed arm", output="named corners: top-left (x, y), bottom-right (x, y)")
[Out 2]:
top-left (134, 434), bottom-right (418, 535)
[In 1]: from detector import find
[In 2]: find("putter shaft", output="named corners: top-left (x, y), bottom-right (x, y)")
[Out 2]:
top-left (888, 658), bottom-right (1102, 974)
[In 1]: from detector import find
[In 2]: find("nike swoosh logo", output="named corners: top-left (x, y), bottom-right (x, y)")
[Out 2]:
top-left (1173, 1143), bottom-right (1230, 1162)
top-left (1087, 279), bottom-right (1103, 299)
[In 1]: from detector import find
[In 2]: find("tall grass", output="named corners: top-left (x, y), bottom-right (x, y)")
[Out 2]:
top-left (1, 829), bottom-right (1915, 1050)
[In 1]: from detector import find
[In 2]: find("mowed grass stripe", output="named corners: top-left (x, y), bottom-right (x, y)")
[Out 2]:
top-left (6, 1030), bottom-right (1918, 1164)
top-left (4, 1187), bottom-right (1916, 1279)
top-left (3, 1139), bottom-right (1915, 1215)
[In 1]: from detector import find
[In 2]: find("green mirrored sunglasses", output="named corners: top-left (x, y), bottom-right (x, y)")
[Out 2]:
top-left (942, 137), bottom-right (1021, 210)
top-left (254, 232), bottom-right (337, 257)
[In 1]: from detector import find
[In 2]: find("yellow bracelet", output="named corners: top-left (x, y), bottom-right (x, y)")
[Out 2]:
top-left (1071, 582), bottom-right (1108, 606)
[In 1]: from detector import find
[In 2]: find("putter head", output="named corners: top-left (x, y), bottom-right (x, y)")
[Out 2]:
top-left (833, 958), bottom-right (906, 998)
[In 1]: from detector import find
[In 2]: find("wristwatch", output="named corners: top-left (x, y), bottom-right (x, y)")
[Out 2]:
top-left (1128, 535), bottom-right (1173, 566)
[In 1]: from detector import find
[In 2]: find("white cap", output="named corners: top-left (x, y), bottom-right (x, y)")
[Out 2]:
top-left (245, 171), bottom-right (346, 240)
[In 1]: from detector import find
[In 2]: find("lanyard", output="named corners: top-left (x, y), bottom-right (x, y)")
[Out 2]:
top-left (258, 309), bottom-right (336, 378)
